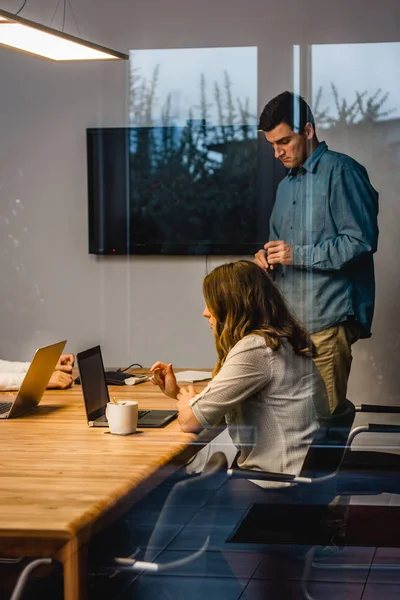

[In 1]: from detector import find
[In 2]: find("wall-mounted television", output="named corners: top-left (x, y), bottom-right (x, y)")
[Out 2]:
top-left (87, 124), bottom-right (285, 255)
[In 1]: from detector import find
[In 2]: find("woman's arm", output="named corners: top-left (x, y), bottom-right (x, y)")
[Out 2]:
top-left (149, 362), bottom-right (202, 432)
top-left (176, 386), bottom-right (202, 433)
top-left (151, 338), bottom-right (272, 433)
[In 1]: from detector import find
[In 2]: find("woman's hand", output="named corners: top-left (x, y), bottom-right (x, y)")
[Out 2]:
top-left (177, 385), bottom-right (197, 406)
top-left (149, 361), bottom-right (180, 399)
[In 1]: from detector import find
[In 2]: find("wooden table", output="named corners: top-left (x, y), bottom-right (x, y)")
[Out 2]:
top-left (0, 378), bottom-right (217, 600)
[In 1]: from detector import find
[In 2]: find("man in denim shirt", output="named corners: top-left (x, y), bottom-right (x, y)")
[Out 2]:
top-left (255, 91), bottom-right (379, 413)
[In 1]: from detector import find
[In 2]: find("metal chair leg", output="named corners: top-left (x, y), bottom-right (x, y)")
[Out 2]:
top-left (301, 546), bottom-right (318, 600)
top-left (10, 558), bottom-right (52, 600)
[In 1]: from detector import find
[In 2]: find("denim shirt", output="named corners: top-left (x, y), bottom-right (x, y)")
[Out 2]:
top-left (270, 142), bottom-right (379, 337)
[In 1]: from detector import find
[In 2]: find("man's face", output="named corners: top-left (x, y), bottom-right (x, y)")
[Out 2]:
top-left (264, 121), bottom-right (313, 169)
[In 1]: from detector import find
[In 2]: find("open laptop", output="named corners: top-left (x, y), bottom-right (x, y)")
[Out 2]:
top-left (77, 345), bottom-right (178, 428)
top-left (0, 340), bottom-right (67, 419)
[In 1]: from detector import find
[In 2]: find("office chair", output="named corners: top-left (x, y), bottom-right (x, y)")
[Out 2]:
top-left (302, 404), bottom-right (400, 598)
top-left (89, 400), bottom-right (400, 600)
top-left (221, 400), bottom-right (400, 600)
top-left (88, 450), bottom-right (229, 588)
top-left (0, 558), bottom-right (53, 600)
top-left (102, 400), bottom-right (355, 591)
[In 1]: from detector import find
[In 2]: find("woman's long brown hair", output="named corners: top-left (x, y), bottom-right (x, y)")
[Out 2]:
top-left (203, 260), bottom-right (313, 376)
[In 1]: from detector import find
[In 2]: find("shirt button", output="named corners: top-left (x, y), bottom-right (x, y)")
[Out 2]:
top-left (281, 273), bottom-right (285, 277)
top-left (293, 201), bottom-right (296, 205)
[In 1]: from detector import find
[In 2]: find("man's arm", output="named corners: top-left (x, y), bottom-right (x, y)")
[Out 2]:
top-left (0, 360), bottom-right (30, 391)
top-left (292, 167), bottom-right (378, 271)
top-left (0, 359), bottom-right (30, 374)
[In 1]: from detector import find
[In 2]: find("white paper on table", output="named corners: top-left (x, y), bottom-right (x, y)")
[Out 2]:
top-left (175, 370), bottom-right (212, 383)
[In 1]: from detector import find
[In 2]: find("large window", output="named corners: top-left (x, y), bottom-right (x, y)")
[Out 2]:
top-left (129, 47), bottom-right (257, 127)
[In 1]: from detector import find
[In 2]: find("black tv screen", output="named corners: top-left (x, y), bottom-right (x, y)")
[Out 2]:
top-left (87, 124), bottom-right (285, 255)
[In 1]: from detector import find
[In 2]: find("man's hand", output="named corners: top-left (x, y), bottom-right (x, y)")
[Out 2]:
top-left (55, 354), bottom-right (75, 374)
top-left (264, 240), bottom-right (293, 266)
top-left (47, 370), bottom-right (73, 389)
top-left (254, 249), bottom-right (274, 271)
top-left (149, 361), bottom-right (180, 399)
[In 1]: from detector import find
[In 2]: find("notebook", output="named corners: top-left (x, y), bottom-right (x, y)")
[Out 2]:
top-left (77, 345), bottom-right (178, 428)
top-left (0, 341), bottom-right (67, 419)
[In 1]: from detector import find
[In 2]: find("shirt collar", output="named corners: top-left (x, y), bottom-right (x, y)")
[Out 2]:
top-left (288, 141), bottom-right (328, 177)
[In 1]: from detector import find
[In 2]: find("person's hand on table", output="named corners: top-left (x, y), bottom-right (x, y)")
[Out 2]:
top-left (149, 361), bottom-right (180, 399)
top-left (47, 370), bottom-right (74, 389)
top-left (55, 354), bottom-right (75, 374)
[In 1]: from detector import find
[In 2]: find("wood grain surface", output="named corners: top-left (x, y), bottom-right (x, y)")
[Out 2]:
top-left (0, 375), bottom-right (217, 599)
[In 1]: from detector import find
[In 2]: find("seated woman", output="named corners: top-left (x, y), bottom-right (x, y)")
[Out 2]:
top-left (0, 353), bottom-right (75, 391)
top-left (150, 260), bottom-right (329, 478)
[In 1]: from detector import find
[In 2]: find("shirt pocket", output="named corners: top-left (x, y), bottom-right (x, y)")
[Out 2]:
top-left (302, 193), bottom-right (326, 232)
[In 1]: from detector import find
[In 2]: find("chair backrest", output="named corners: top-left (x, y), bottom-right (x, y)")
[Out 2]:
top-left (144, 452), bottom-right (228, 562)
top-left (300, 399), bottom-right (356, 478)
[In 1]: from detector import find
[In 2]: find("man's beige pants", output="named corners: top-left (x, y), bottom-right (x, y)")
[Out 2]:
top-left (311, 323), bottom-right (360, 413)
top-left (310, 322), bottom-right (361, 537)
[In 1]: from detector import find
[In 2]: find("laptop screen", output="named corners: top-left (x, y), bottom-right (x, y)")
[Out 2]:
top-left (77, 346), bottom-right (109, 421)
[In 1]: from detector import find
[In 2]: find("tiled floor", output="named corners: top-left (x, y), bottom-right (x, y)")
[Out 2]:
top-left (85, 468), bottom-right (400, 600)
top-left (3, 419), bottom-right (400, 599)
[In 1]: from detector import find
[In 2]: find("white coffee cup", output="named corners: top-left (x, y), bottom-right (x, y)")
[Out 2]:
top-left (106, 401), bottom-right (138, 435)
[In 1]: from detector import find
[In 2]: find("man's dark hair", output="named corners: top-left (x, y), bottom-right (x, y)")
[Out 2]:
top-left (258, 91), bottom-right (315, 133)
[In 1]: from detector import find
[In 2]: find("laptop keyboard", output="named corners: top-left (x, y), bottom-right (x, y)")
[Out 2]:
top-left (0, 402), bottom-right (13, 415)
top-left (138, 410), bottom-right (150, 419)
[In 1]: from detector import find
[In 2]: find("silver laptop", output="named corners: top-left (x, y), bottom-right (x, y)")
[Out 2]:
top-left (77, 345), bottom-right (178, 428)
top-left (0, 341), bottom-right (66, 419)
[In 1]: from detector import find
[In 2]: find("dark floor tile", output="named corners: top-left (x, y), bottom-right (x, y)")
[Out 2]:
top-left (90, 521), bottom-right (186, 566)
top-left (240, 579), bottom-right (363, 600)
top-left (253, 546), bottom-right (374, 583)
top-left (166, 523), bottom-right (238, 551)
top-left (122, 505), bottom-right (199, 526)
top-left (362, 583), bottom-right (400, 600)
top-left (135, 486), bottom-right (219, 510)
top-left (166, 522), bottom-right (272, 553)
top-left (188, 507), bottom-right (248, 528)
top-left (89, 570), bottom-right (141, 600)
top-left (150, 550), bottom-right (264, 578)
top-left (120, 575), bottom-right (247, 600)
top-left (204, 480), bottom-right (270, 509)
top-left (373, 547), bottom-right (400, 560)
top-left (368, 547), bottom-right (400, 583)
top-left (309, 546), bottom-right (374, 583)
top-left (349, 493), bottom-right (393, 506)
top-left (90, 504), bottom-right (199, 562)
top-left (132, 470), bottom-right (226, 511)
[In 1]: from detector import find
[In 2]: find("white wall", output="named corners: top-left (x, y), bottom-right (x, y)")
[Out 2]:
top-left (0, 0), bottom-right (399, 403)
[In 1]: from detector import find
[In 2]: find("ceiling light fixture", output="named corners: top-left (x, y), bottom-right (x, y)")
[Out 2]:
top-left (0, 3), bottom-right (128, 62)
